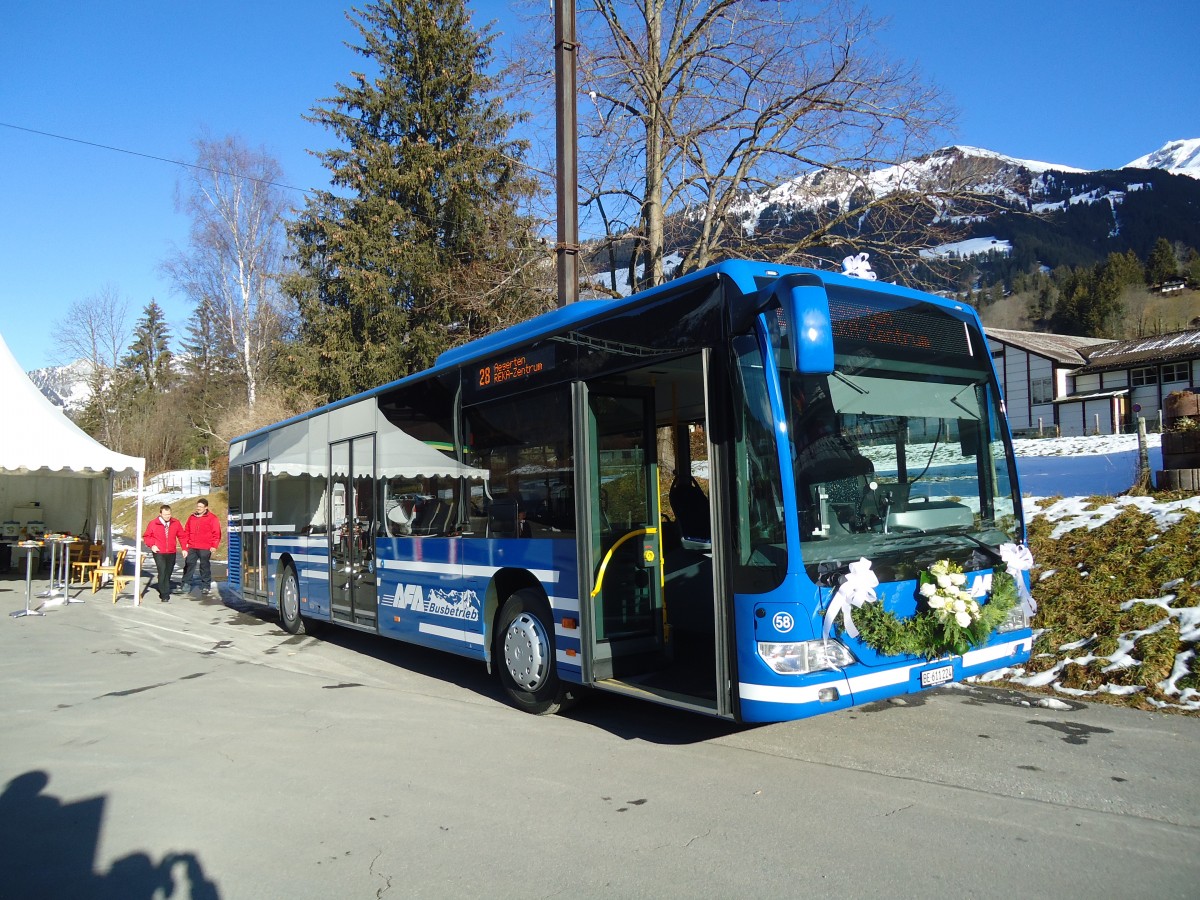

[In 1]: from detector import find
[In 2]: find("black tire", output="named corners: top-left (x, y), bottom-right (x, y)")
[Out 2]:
top-left (279, 564), bottom-right (304, 635)
top-left (495, 589), bottom-right (570, 715)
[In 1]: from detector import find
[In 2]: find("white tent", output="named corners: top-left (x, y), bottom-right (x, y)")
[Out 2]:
top-left (0, 332), bottom-right (146, 600)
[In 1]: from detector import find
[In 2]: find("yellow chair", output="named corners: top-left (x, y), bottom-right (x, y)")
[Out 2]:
top-left (112, 567), bottom-right (139, 604)
top-left (91, 549), bottom-right (128, 601)
top-left (70, 542), bottom-right (103, 584)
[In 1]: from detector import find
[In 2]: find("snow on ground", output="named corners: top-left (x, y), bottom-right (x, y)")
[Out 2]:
top-left (116, 470), bottom-right (211, 505)
top-left (918, 236), bottom-right (1012, 260)
top-left (1015, 431), bottom-right (1162, 499)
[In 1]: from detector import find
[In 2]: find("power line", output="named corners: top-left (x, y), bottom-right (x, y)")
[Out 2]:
top-left (0, 121), bottom-right (315, 195)
top-left (1, 119), bottom-right (558, 249)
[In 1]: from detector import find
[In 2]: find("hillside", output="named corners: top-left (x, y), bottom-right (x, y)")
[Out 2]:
top-left (585, 140), bottom-right (1200, 296)
top-left (979, 283), bottom-right (1200, 335)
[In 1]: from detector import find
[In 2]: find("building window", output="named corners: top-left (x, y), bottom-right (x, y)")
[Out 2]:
top-left (1131, 367), bottom-right (1158, 387)
top-left (1162, 362), bottom-right (1190, 384)
top-left (1031, 376), bottom-right (1054, 404)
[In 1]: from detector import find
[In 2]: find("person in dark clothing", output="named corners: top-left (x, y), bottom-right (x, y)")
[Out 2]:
top-left (143, 504), bottom-right (187, 602)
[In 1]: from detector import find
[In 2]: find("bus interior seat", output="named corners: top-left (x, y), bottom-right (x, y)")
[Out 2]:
top-left (409, 500), bottom-right (453, 535)
top-left (669, 475), bottom-right (711, 547)
top-left (486, 498), bottom-right (519, 538)
top-left (806, 453), bottom-right (874, 527)
top-left (386, 500), bottom-right (414, 535)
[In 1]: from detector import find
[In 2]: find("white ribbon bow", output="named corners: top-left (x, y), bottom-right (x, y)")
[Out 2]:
top-left (841, 252), bottom-right (877, 280)
top-left (998, 542), bottom-right (1037, 615)
top-left (822, 557), bottom-right (879, 640)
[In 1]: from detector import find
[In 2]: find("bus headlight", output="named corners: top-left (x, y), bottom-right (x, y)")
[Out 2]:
top-left (997, 604), bottom-right (1028, 632)
top-left (757, 640), bottom-right (856, 675)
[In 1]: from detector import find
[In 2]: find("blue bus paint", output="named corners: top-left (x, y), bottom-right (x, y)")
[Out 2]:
top-left (229, 259), bottom-right (1034, 722)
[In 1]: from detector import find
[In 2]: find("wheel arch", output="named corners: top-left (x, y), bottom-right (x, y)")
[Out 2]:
top-left (274, 551), bottom-right (297, 609)
top-left (484, 568), bottom-right (551, 673)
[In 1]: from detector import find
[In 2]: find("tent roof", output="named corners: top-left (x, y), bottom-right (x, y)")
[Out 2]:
top-left (0, 332), bottom-right (144, 477)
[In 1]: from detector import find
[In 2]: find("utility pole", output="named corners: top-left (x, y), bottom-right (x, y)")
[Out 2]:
top-left (554, 0), bottom-right (578, 306)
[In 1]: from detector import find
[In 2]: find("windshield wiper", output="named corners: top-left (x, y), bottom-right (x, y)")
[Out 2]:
top-left (949, 380), bottom-right (984, 419)
top-left (832, 371), bottom-right (868, 395)
top-left (928, 528), bottom-right (1006, 567)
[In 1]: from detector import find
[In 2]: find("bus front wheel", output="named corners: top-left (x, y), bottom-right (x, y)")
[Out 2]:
top-left (496, 589), bottom-right (569, 715)
top-left (279, 564), bottom-right (304, 635)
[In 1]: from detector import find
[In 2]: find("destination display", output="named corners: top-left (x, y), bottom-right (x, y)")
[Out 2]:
top-left (829, 296), bottom-right (970, 356)
top-left (474, 345), bottom-right (555, 390)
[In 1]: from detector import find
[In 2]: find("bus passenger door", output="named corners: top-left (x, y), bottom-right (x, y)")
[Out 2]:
top-left (239, 461), bottom-right (268, 598)
top-left (584, 388), bottom-right (664, 679)
top-left (329, 436), bottom-right (377, 629)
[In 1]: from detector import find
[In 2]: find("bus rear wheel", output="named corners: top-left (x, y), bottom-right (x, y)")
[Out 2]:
top-left (279, 564), bottom-right (304, 635)
top-left (496, 589), bottom-right (570, 715)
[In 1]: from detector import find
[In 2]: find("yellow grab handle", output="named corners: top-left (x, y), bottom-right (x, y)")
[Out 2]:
top-left (590, 527), bottom-right (658, 599)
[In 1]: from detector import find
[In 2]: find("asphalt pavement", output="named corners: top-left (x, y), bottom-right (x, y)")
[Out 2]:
top-left (1, 570), bottom-right (1198, 899)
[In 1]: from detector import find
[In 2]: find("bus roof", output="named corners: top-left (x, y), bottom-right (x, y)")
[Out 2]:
top-left (231, 259), bottom-right (974, 444)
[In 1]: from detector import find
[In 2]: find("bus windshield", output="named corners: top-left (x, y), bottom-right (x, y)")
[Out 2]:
top-left (779, 314), bottom-right (1022, 582)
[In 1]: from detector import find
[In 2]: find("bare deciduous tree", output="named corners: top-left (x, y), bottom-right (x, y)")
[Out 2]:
top-left (511, 0), bottom-right (979, 291)
top-left (165, 134), bottom-right (292, 407)
top-left (52, 284), bottom-right (132, 448)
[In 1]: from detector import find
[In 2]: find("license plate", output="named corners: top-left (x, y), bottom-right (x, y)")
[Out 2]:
top-left (920, 664), bottom-right (954, 687)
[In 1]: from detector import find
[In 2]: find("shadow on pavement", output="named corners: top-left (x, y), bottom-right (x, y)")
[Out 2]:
top-left (210, 586), bottom-right (750, 746)
top-left (0, 770), bottom-right (220, 899)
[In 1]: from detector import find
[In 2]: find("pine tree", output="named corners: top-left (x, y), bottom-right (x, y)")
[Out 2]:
top-left (285, 0), bottom-right (547, 400)
top-left (1146, 237), bottom-right (1179, 285)
top-left (122, 300), bottom-right (174, 393)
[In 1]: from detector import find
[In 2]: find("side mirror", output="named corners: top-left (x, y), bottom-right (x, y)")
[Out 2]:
top-left (771, 275), bottom-right (834, 375)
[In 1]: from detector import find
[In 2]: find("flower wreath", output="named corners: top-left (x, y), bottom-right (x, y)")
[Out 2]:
top-left (852, 558), bottom-right (1019, 660)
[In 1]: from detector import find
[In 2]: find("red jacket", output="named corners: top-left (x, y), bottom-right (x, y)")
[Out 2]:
top-left (143, 516), bottom-right (187, 555)
top-left (184, 510), bottom-right (222, 551)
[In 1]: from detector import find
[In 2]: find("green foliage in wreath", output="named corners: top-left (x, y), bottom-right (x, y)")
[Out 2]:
top-left (853, 563), bottom-right (1019, 661)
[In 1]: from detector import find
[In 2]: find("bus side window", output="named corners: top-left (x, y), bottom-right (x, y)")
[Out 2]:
top-left (464, 388), bottom-right (576, 540)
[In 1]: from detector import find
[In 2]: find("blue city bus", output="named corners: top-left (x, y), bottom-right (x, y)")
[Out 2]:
top-left (227, 260), bottom-right (1033, 722)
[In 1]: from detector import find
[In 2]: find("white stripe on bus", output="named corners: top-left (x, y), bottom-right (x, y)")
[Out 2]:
top-left (738, 638), bottom-right (1030, 705)
top-left (548, 594), bottom-right (579, 613)
top-left (419, 622), bottom-right (484, 645)
top-left (270, 552), bottom-right (328, 564)
top-left (379, 558), bottom-right (560, 583)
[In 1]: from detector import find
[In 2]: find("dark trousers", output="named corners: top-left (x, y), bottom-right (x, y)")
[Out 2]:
top-left (153, 552), bottom-right (176, 600)
top-left (183, 549), bottom-right (212, 590)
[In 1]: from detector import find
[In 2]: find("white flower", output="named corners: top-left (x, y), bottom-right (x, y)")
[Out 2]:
top-left (950, 572), bottom-right (966, 586)
top-left (953, 599), bottom-right (966, 613)
top-left (928, 595), bottom-right (946, 609)
top-left (920, 583), bottom-right (937, 598)
top-left (937, 574), bottom-right (953, 589)
top-left (954, 610), bottom-right (972, 627)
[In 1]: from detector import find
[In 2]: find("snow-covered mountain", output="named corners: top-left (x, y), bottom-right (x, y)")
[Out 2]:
top-left (1124, 138), bottom-right (1200, 179)
top-left (26, 359), bottom-right (93, 413)
top-left (701, 141), bottom-right (1200, 277)
top-left (733, 142), bottom-right (1194, 229)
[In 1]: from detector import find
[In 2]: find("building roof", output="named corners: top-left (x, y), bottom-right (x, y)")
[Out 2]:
top-left (1071, 328), bottom-right (1200, 374)
top-left (985, 327), bottom-right (1113, 366)
top-left (1052, 387), bottom-right (1129, 405)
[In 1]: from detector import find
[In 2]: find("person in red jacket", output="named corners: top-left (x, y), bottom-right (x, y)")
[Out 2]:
top-left (182, 498), bottom-right (222, 596)
top-left (143, 504), bottom-right (187, 602)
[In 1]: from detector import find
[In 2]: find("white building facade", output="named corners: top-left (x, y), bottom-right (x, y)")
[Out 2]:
top-left (986, 327), bottom-right (1200, 437)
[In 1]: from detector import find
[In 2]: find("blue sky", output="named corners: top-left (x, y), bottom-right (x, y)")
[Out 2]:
top-left (1, 0), bottom-right (1195, 371)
